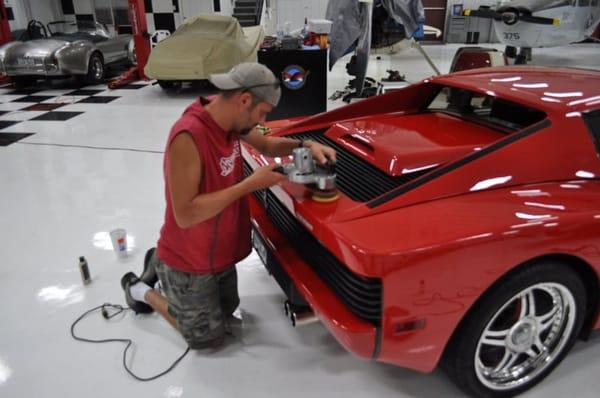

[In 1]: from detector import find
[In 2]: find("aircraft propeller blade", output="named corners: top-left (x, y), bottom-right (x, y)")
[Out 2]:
top-left (464, 8), bottom-right (560, 26)
top-left (463, 8), bottom-right (502, 20)
top-left (519, 14), bottom-right (560, 25)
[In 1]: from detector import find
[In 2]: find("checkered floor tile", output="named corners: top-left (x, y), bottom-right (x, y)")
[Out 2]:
top-left (42, 95), bottom-right (89, 104)
top-left (0, 110), bottom-right (47, 121)
top-left (111, 84), bottom-right (147, 90)
top-left (0, 80), bottom-right (153, 145)
top-left (21, 103), bottom-right (66, 111)
top-left (12, 95), bottom-right (56, 103)
top-left (0, 132), bottom-right (34, 146)
top-left (68, 89), bottom-right (106, 96)
top-left (0, 120), bottom-right (19, 130)
top-left (78, 96), bottom-right (119, 104)
top-left (30, 111), bottom-right (84, 121)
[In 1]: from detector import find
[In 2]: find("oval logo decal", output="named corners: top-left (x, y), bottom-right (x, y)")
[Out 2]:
top-left (281, 65), bottom-right (309, 90)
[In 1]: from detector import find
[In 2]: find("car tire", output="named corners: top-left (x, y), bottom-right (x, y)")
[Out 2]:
top-left (12, 76), bottom-right (36, 89)
top-left (442, 262), bottom-right (586, 398)
top-left (85, 53), bottom-right (105, 84)
top-left (157, 80), bottom-right (181, 90)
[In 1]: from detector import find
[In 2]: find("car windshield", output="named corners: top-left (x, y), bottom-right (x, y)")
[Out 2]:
top-left (426, 85), bottom-right (547, 131)
top-left (47, 21), bottom-right (109, 38)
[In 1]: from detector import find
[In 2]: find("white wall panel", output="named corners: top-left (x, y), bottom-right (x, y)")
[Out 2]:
top-left (151, 0), bottom-right (174, 13)
top-left (218, 0), bottom-right (233, 17)
top-left (274, 0), bottom-right (329, 31)
top-left (22, 0), bottom-right (61, 24)
top-left (180, 0), bottom-right (213, 18)
top-left (6, 0), bottom-right (61, 29)
top-left (73, 0), bottom-right (94, 14)
top-left (5, 0), bottom-right (28, 30)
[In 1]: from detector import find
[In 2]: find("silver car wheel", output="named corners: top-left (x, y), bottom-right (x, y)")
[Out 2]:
top-left (91, 58), bottom-right (103, 80)
top-left (474, 282), bottom-right (577, 391)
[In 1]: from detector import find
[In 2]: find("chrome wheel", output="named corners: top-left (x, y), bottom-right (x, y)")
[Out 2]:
top-left (91, 58), bottom-right (103, 81)
top-left (474, 282), bottom-right (577, 391)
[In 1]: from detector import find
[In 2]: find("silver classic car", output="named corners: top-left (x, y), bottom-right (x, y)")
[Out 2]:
top-left (0, 20), bottom-right (134, 86)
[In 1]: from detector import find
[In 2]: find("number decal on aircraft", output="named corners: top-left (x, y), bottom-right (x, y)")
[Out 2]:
top-left (503, 32), bottom-right (521, 40)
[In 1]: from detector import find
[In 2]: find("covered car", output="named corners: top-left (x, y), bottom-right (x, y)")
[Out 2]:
top-left (144, 14), bottom-right (264, 89)
top-left (0, 20), bottom-right (134, 86)
top-left (244, 66), bottom-right (600, 397)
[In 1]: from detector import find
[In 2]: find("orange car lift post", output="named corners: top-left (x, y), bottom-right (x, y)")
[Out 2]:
top-left (109, 0), bottom-right (151, 88)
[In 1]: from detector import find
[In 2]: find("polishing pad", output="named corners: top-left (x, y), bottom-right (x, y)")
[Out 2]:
top-left (311, 188), bottom-right (339, 203)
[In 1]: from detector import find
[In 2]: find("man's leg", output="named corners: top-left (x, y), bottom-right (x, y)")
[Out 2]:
top-left (155, 261), bottom-right (226, 348)
top-left (216, 266), bottom-right (242, 335)
top-left (124, 257), bottom-right (227, 348)
top-left (144, 289), bottom-right (178, 330)
top-left (123, 249), bottom-right (175, 327)
top-left (218, 266), bottom-right (240, 317)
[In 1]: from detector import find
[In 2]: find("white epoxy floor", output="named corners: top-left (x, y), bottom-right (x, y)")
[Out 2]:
top-left (1, 43), bottom-right (599, 398)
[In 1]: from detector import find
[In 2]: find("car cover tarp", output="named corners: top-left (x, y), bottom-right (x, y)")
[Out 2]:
top-left (145, 14), bottom-right (264, 80)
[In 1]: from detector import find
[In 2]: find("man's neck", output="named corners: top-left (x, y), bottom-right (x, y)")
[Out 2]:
top-left (205, 97), bottom-right (234, 133)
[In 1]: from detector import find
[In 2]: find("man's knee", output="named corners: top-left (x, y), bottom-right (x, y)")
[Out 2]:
top-left (176, 305), bottom-right (226, 349)
top-left (186, 333), bottom-right (225, 350)
top-left (181, 322), bottom-right (225, 349)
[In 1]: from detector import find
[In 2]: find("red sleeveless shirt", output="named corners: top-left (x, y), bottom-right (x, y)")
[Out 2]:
top-left (157, 98), bottom-right (251, 274)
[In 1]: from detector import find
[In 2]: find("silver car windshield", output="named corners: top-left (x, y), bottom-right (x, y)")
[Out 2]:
top-left (47, 21), bottom-right (110, 39)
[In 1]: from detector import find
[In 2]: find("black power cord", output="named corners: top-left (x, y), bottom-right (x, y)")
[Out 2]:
top-left (70, 303), bottom-right (190, 381)
top-left (18, 142), bottom-right (164, 154)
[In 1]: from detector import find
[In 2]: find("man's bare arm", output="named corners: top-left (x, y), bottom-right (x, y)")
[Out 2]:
top-left (168, 132), bottom-right (285, 228)
top-left (242, 128), bottom-right (337, 164)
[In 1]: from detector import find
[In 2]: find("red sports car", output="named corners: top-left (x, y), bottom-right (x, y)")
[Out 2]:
top-left (242, 66), bottom-right (600, 397)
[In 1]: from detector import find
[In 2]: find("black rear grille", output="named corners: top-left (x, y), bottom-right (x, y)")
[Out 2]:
top-left (264, 191), bottom-right (382, 324)
top-left (292, 130), bottom-right (432, 202)
top-left (244, 159), bottom-right (382, 325)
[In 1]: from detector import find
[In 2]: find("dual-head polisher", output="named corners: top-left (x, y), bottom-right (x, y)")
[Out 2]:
top-left (275, 147), bottom-right (338, 202)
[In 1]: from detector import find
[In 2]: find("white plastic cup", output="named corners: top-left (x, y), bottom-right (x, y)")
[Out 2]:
top-left (110, 228), bottom-right (128, 257)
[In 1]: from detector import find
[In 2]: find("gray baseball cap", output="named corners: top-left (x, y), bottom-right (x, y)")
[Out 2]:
top-left (209, 62), bottom-right (281, 107)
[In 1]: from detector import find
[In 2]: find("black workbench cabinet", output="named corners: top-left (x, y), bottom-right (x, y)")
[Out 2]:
top-left (258, 48), bottom-right (327, 121)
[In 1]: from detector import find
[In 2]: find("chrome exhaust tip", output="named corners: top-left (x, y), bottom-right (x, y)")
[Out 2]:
top-left (290, 309), bottom-right (318, 327)
top-left (285, 300), bottom-right (318, 327)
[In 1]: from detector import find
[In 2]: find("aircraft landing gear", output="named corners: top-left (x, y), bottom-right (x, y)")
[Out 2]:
top-left (515, 47), bottom-right (532, 65)
top-left (505, 45), bottom-right (518, 59)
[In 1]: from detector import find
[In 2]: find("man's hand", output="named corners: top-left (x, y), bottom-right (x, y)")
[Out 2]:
top-left (245, 163), bottom-right (287, 191)
top-left (304, 140), bottom-right (336, 165)
top-left (242, 129), bottom-right (337, 164)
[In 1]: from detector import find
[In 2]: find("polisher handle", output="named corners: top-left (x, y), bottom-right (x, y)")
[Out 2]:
top-left (318, 160), bottom-right (336, 175)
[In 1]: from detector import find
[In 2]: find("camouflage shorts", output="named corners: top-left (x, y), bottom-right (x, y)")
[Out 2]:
top-left (154, 255), bottom-right (240, 349)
